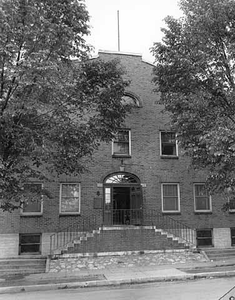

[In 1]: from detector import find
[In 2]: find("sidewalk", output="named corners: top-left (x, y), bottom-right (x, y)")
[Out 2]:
top-left (1, 251), bottom-right (235, 294)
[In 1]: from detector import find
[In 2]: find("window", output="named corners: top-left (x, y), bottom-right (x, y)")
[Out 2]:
top-left (231, 228), bottom-right (235, 246)
top-left (160, 132), bottom-right (178, 156)
top-left (21, 183), bottom-right (43, 215)
top-left (112, 130), bottom-right (131, 156)
top-left (229, 198), bottom-right (235, 212)
top-left (194, 184), bottom-right (212, 212)
top-left (121, 93), bottom-right (140, 107)
top-left (60, 183), bottom-right (81, 214)
top-left (161, 183), bottom-right (180, 213)
top-left (104, 173), bottom-right (139, 184)
top-left (19, 234), bottom-right (41, 254)
top-left (196, 229), bottom-right (213, 247)
top-left (104, 187), bottom-right (111, 210)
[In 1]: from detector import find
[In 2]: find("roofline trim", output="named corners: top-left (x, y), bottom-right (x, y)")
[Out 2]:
top-left (98, 49), bottom-right (142, 57)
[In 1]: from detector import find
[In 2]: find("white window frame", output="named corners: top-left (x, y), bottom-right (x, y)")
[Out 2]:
top-left (161, 183), bottom-right (180, 213)
top-left (160, 131), bottom-right (178, 157)
top-left (193, 183), bottom-right (212, 212)
top-left (59, 183), bottom-right (81, 215)
top-left (21, 183), bottom-right (43, 216)
top-left (112, 129), bottom-right (131, 157)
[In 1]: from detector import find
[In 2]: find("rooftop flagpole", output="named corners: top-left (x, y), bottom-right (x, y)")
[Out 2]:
top-left (117, 10), bottom-right (120, 51)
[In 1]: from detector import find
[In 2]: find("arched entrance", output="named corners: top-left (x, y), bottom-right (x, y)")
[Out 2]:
top-left (103, 172), bottom-right (143, 226)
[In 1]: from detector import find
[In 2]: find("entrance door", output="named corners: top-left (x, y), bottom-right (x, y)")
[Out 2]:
top-left (103, 172), bottom-right (143, 226)
top-left (113, 186), bottom-right (130, 225)
top-left (130, 186), bottom-right (142, 225)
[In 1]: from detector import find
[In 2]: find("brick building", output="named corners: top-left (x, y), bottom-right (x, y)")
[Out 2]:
top-left (1, 50), bottom-right (235, 258)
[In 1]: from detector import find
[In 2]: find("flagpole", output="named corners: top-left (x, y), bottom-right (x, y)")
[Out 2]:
top-left (117, 10), bottom-right (120, 51)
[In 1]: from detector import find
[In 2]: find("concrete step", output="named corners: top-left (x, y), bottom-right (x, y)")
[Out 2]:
top-left (0, 257), bottom-right (46, 275)
top-left (203, 248), bottom-right (235, 261)
top-left (63, 227), bottom-right (189, 255)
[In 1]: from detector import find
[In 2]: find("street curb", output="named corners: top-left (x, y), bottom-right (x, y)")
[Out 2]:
top-left (0, 271), bottom-right (235, 294)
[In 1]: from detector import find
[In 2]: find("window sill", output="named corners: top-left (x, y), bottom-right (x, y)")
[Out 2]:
top-left (20, 213), bottom-right (43, 217)
top-left (194, 211), bottom-right (212, 214)
top-left (59, 213), bottom-right (81, 216)
top-left (162, 212), bottom-right (181, 215)
top-left (112, 154), bottom-right (131, 158)
top-left (229, 210), bottom-right (235, 214)
top-left (160, 155), bottom-right (179, 159)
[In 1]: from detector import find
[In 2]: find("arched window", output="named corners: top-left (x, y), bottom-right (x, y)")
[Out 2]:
top-left (104, 172), bottom-right (140, 184)
top-left (121, 92), bottom-right (141, 107)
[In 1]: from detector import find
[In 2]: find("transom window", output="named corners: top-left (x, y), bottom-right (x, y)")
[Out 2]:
top-left (194, 184), bottom-right (212, 212)
top-left (21, 183), bottom-right (43, 215)
top-left (160, 132), bottom-right (178, 156)
top-left (161, 183), bottom-right (180, 213)
top-left (104, 173), bottom-right (139, 184)
top-left (60, 183), bottom-right (81, 214)
top-left (112, 129), bottom-right (131, 157)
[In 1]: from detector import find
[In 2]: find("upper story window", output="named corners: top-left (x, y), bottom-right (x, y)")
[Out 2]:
top-left (60, 183), bottom-right (81, 214)
top-left (161, 183), bottom-right (180, 213)
top-left (160, 132), bottom-right (178, 157)
top-left (21, 183), bottom-right (43, 216)
top-left (112, 129), bottom-right (131, 157)
top-left (121, 92), bottom-right (141, 107)
top-left (194, 184), bottom-right (212, 212)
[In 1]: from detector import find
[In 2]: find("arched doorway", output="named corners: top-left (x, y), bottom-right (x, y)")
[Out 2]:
top-left (103, 172), bottom-right (143, 226)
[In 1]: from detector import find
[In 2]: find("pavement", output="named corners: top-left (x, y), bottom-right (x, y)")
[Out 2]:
top-left (1, 250), bottom-right (235, 294)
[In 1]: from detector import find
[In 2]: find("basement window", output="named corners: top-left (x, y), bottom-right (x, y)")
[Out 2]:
top-left (231, 228), bottom-right (235, 246)
top-left (19, 234), bottom-right (41, 254)
top-left (196, 229), bottom-right (213, 247)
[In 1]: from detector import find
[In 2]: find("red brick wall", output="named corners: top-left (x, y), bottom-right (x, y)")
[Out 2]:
top-left (1, 50), bottom-right (234, 236)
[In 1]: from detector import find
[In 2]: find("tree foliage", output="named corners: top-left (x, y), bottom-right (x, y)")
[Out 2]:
top-left (152, 0), bottom-right (235, 198)
top-left (0, 0), bottom-right (129, 210)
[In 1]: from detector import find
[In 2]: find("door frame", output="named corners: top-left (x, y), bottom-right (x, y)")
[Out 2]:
top-left (103, 172), bottom-right (142, 226)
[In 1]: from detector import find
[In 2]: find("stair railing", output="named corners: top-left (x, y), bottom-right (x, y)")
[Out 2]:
top-left (142, 209), bottom-right (196, 247)
top-left (49, 209), bottom-right (196, 255)
top-left (50, 214), bottom-right (99, 256)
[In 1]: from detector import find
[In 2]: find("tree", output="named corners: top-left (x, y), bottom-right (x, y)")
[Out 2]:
top-left (0, 0), bottom-right (129, 211)
top-left (151, 0), bottom-right (235, 201)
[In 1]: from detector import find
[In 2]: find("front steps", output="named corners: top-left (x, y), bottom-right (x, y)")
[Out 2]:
top-left (203, 248), bottom-right (235, 261)
top-left (53, 226), bottom-right (194, 256)
top-left (0, 257), bottom-right (47, 275)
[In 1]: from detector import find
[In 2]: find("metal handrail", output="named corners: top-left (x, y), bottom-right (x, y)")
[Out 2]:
top-left (49, 209), bottom-right (196, 255)
top-left (49, 215), bottom-right (99, 255)
top-left (142, 209), bottom-right (195, 246)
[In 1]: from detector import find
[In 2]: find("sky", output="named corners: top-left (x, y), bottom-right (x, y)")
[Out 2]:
top-left (84, 0), bottom-right (183, 63)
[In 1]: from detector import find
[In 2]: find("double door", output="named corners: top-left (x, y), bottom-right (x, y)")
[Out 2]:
top-left (103, 185), bottom-right (142, 225)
